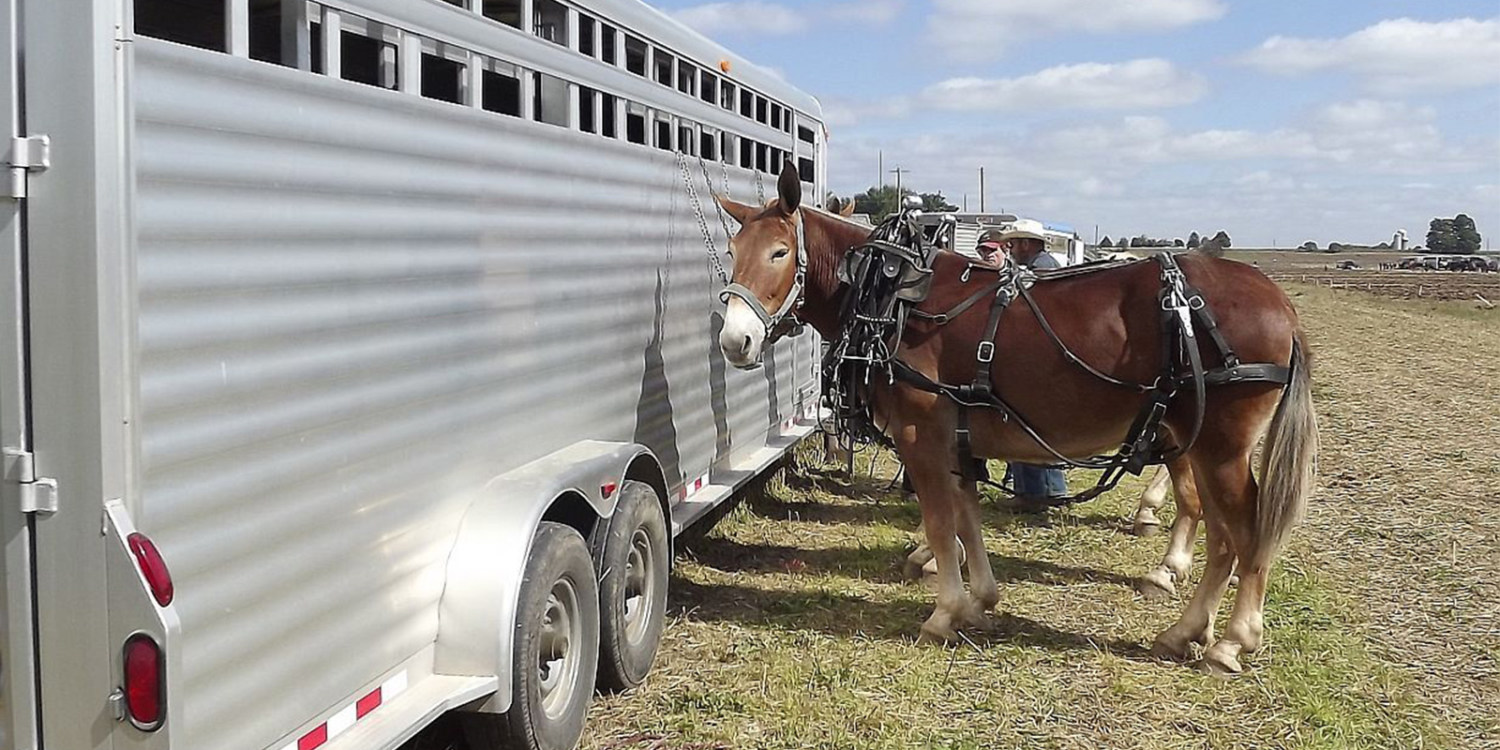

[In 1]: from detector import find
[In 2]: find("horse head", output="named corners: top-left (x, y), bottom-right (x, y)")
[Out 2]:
top-left (714, 161), bottom-right (806, 369)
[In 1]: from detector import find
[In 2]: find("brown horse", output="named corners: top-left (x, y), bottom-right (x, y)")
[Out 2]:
top-left (715, 164), bottom-right (1318, 674)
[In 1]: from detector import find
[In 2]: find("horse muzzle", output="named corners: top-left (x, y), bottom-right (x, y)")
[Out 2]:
top-left (719, 296), bottom-right (767, 369)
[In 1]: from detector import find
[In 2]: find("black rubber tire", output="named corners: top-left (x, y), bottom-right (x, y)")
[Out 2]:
top-left (465, 522), bottom-right (599, 750)
top-left (596, 480), bottom-right (670, 692)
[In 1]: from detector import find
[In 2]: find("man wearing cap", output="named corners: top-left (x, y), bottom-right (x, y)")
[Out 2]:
top-left (993, 221), bottom-right (1069, 510)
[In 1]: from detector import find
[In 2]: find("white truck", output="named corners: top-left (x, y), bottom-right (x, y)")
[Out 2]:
top-left (0, 0), bottom-right (825, 748)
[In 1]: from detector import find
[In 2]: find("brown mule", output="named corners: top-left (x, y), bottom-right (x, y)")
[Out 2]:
top-left (716, 164), bottom-right (1318, 674)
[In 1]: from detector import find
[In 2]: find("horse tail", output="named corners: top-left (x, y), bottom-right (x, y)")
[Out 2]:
top-left (1254, 333), bottom-right (1318, 569)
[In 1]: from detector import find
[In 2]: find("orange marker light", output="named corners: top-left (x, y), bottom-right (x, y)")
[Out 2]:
top-left (719, 59), bottom-right (732, 73)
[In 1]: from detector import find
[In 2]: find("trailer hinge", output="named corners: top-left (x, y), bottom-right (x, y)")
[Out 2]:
top-left (7, 134), bottom-right (51, 199)
top-left (3, 448), bottom-right (58, 515)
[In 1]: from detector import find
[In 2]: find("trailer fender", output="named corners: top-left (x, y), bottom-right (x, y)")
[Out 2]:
top-left (433, 440), bottom-right (661, 713)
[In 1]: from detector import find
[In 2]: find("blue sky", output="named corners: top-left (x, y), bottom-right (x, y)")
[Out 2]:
top-left (653, 0), bottom-right (1500, 247)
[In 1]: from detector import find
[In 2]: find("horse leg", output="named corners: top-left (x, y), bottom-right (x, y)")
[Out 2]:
top-left (1195, 454), bottom-right (1267, 676)
top-left (1131, 466), bottom-right (1171, 537)
top-left (1137, 457), bottom-right (1202, 601)
top-left (1151, 510), bottom-right (1236, 662)
top-left (901, 443), bottom-right (981, 644)
top-left (956, 480), bottom-right (999, 613)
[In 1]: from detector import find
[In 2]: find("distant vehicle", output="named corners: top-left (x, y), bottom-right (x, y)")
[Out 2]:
top-left (1336, 260), bottom-right (1362, 270)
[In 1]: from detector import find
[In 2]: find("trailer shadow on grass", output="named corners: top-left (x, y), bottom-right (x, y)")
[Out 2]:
top-left (667, 576), bottom-right (1152, 659)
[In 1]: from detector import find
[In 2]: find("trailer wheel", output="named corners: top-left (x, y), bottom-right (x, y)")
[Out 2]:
top-left (465, 522), bottom-right (598, 750)
top-left (596, 480), bottom-right (669, 691)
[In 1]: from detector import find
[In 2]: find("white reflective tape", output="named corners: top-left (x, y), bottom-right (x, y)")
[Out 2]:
top-left (382, 670), bottom-right (409, 700)
top-left (327, 704), bottom-right (357, 739)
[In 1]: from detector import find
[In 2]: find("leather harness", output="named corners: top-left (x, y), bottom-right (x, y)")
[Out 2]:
top-left (815, 212), bottom-right (1292, 507)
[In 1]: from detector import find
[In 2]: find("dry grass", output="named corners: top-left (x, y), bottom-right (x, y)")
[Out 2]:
top-left (420, 281), bottom-right (1494, 750)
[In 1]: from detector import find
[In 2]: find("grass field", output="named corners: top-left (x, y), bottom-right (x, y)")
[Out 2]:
top-left (580, 283), bottom-right (1498, 750)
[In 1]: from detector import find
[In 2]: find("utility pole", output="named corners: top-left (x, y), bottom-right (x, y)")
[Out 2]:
top-left (962, 193), bottom-right (968, 211)
top-left (890, 166), bottom-right (909, 198)
top-left (979, 167), bottom-right (985, 213)
top-left (878, 150), bottom-right (884, 189)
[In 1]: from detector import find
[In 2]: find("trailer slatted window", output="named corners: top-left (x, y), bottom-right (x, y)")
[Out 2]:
top-left (740, 89), bottom-right (752, 118)
top-left (600, 93), bottom-right (618, 139)
top-left (721, 132), bottom-right (734, 164)
top-left (677, 62), bottom-right (696, 96)
top-left (721, 81), bottom-right (736, 111)
top-left (655, 116), bottom-right (673, 151)
top-left (653, 50), bottom-right (674, 87)
top-left (770, 103), bottom-right (782, 131)
top-left (740, 138), bottom-right (753, 169)
top-left (341, 22), bottom-right (398, 90)
top-left (533, 0), bottom-right (567, 45)
top-left (600, 24), bottom-right (618, 65)
top-left (756, 96), bottom-right (768, 124)
top-left (578, 14), bottom-right (596, 57)
top-left (700, 71), bottom-right (717, 105)
top-left (799, 157), bottom-right (815, 183)
top-left (247, 0), bottom-right (298, 67)
top-left (700, 128), bottom-right (718, 161)
top-left (678, 123), bottom-right (696, 156)
top-left (422, 43), bottom-right (466, 105)
top-left (136, 0), bottom-right (226, 52)
top-left (627, 102), bottom-right (648, 144)
top-left (481, 59), bottom-right (522, 117)
top-left (798, 125), bottom-right (816, 144)
top-left (533, 71), bottom-right (569, 127)
top-left (481, 0), bottom-right (522, 29)
top-left (625, 35), bottom-right (647, 76)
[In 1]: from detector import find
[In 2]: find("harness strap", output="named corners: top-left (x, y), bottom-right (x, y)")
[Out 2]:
top-left (909, 280), bottom-right (1006, 325)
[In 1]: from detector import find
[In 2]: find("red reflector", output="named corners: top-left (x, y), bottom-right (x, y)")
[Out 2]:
top-left (356, 687), bottom-right (382, 719)
top-left (127, 532), bottom-right (174, 607)
top-left (298, 724), bottom-right (329, 750)
top-left (601, 482), bottom-right (618, 499)
top-left (123, 634), bottom-right (164, 730)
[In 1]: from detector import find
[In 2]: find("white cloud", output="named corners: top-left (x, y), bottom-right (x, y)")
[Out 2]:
top-left (926, 0), bottom-right (1226, 62)
top-left (922, 59), bottom-right (1207, 111)
top-left (1240, 17), bottom-right (1500, 93)
top-left (672, 2), bottom-right (808, 36)
top-left (826, 0), bottom-right (904, 26)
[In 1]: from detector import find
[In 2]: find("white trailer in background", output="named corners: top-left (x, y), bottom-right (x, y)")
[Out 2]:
top-left (0, 1), bottom-right (825, 748)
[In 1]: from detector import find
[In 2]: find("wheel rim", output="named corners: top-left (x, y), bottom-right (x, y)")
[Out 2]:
top-left (537, 576), bottom-right (583, 720)
top-left (622, 527), bottom-right (657, 646)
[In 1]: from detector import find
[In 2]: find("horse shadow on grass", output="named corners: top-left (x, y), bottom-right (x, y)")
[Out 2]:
top-left (681, 538), bottom-right (1137, 590)
top-left (669, 576), bottom-right (1151, 659)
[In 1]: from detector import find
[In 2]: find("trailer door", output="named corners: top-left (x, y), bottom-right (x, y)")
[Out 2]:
top-left (0, 0), bottom-right (39, 744)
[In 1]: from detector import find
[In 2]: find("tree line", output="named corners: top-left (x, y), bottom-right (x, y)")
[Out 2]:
top-left (1425, 214), bottom-right (1483, 254)
top-left (1098, 231), bottom-right (1231, 252)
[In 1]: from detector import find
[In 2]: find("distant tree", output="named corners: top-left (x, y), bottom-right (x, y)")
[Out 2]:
top-left (1099, 236), bottom-right (1113, 248)
top-left (852, 185), bottom-right (904, 221)
top-left (1300, 241), bottom-right (1318, 251)
top-left (1453, 214), bottom-right (1482, 253)
top-left (918, 192), bottom-right (959, 212)
top-left (1129, 236), bottom-right (1145, 248)
top-left (1187, 231), bottom-right (1201, 249)
top-left (1375, 241), bottom-right (1391, 250)
top-left (1173, 238), bottom-right (1186, 248)
top-left (1426, 217), bottom-right (1457, 254)
top-left (1211, 230), bottom-right (1232, 249)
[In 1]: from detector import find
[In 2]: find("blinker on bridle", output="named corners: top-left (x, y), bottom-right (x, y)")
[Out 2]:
top-left (718, 209), bottom-right (808, 343)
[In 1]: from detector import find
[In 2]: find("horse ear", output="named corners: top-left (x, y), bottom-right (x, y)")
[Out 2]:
top-left (839, 199), bottom-right (856, 218)
top-left (714, 193), bottom-right (755, 226)
top-left (777, 161), bottom-right (802, 215)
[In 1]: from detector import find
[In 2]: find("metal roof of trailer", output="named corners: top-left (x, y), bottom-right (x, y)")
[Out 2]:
top-left (591, 0), bottom-right (823, 119)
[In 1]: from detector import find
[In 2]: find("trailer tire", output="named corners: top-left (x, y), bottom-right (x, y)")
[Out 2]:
top-left (596, 480), bottom-right (669, 692)
top-left (465, 522), bottom-right (599, 750)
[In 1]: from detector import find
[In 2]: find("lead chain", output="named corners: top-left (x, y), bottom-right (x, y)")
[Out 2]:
top-left (678, 151), bottom-right (730, 286)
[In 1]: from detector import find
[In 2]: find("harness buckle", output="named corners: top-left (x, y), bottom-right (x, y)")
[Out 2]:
top-left (976, 341), bottom-right (995, 363)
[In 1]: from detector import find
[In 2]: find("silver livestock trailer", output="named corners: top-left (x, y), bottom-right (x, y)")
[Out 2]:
top-left (0, 0), bottom-right (825, 748)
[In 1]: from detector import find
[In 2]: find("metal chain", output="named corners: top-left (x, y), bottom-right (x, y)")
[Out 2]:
top-left (755, 172), bottom-right (766, 206)
top-left (698, 154), bottom-right (736, 243)
top-left (677, 151), bottom-right (730, 286)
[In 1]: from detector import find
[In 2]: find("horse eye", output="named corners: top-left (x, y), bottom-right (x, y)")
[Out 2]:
top-left (772, 248), bottom-right (790, 260)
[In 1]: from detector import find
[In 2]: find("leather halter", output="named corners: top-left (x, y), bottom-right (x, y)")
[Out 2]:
top-left (717, 209), bottom-right (808, 343)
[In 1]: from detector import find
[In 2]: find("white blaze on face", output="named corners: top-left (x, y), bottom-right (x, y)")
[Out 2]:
top-left (719, 297), bottom-right (766, 368)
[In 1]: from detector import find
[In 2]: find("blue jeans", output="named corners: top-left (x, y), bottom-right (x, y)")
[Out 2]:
top-left (1007, 463), bottom-right (1067, 498)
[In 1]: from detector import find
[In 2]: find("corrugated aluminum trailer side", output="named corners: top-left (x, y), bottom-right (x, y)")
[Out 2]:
top-left (8, 0), bottom-right (825, 748)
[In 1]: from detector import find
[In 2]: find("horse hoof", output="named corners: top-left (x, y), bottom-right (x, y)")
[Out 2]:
top-left (917, 623), bottom-right (960, 646)
top-left (1150, 635), bottom-right (1192, 663)
top-left (1229, 574), bottom-right (1241, 588)
top-left (1197, 646), bottom-right (1244, 678)
top-left (922, 556), bottom-right (940, 577)
top-left (1136, 568), bottom-right (1177, 601)
top-left (1132, 521), bottom-right (1162, 538)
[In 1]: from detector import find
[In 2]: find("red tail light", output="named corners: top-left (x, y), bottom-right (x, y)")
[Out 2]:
top-left (123, 634), bottom-right (165, 730)
top-left (127, 532), bottom-right (174, 606)
top-left (601, 482), bottom-right (618, 499)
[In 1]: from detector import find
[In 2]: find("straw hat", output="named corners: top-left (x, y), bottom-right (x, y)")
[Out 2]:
top-left (997, 219), bottom-right (1046, 243)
